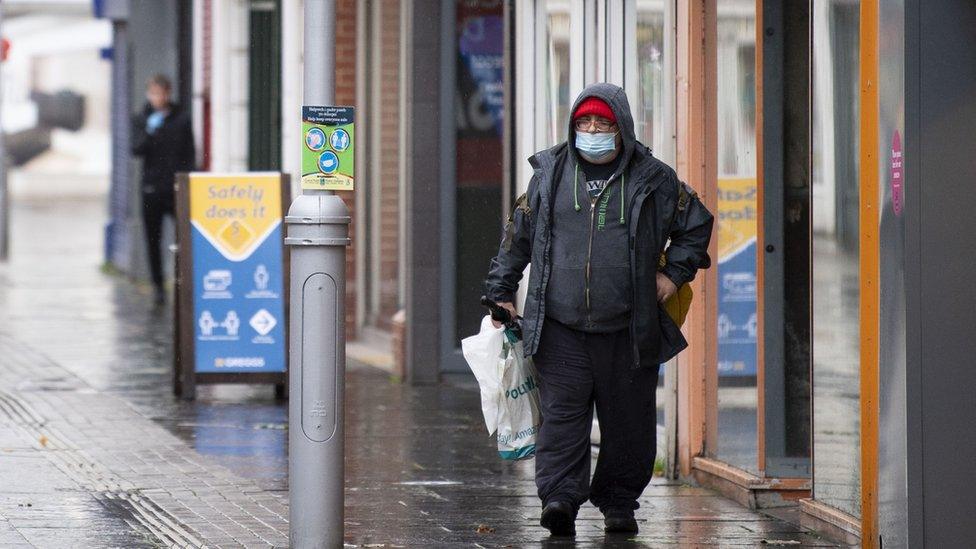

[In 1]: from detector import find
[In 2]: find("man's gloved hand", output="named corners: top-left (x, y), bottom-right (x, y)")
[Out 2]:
top-left (146, 111), bottom-right (166, 134)
top-left (656, 272), bottom-right (678, 303)
top-left (490, 302), bottom-right (518, 329)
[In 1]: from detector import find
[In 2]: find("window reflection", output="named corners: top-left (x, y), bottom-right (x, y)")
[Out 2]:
top-left (455, 0), bottom-right (506, 342)
top-left (635, 4), bottom-right (665, 155)
top-left (715, 0), bottom-right (759, 475)
top-left (634, 0), bottom-right (676, 471)
top-left (812, 0), bottom-right (861, 518)
top-left (545, 5), bottom-right (570, 146)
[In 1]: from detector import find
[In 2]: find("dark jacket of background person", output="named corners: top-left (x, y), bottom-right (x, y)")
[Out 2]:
top-left (131, 102), bottom-right (195, 293)
top-left (485, 82), bottom-right (714, 368)
top-left (131, 103), bottom-right (195, 203)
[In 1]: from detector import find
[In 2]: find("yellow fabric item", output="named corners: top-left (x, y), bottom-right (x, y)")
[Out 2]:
top-left (659, 253), bottom-right (693, 327)
top-left (663, 281), bottom-right (694, 328)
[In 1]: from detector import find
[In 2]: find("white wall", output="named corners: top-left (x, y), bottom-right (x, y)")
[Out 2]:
top-left (209, 0), bottom-right (250, 172)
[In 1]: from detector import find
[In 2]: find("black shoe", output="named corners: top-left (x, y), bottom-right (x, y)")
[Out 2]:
top-left (603, 507), bottom-right (638, 533)
top-left (540, 501), bottom-right (576, 537)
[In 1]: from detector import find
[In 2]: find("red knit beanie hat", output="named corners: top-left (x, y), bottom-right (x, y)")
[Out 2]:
top-left (573, 97), bottom-right (616, 124)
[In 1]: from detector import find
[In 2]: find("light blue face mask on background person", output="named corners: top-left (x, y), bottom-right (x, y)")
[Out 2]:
top-left (575, 131), bottom-right (618, 162)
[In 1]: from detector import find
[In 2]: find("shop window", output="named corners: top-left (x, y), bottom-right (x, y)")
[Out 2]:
top-left (714, 0), bottom-right (760, 475)
top-left (455, 0), bottom-right (506, 343)
top-left (811, 0), bottom-right (861, 518)
top-left (544, 4), bottom-right (571, 146)
top-left (634, 5), bottom-right (667, 159)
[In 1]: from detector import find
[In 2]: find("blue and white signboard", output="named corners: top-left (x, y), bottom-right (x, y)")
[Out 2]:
top-left (189, 173), bottom-right (286, 373)
top-left (717, 177), bottom-right (758, 377)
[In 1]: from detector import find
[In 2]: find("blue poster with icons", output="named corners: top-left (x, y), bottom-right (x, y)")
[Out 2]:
top-left (716, 177), bottom-right (758, 377)
top-left (189, 174), bottom-right (286, 374)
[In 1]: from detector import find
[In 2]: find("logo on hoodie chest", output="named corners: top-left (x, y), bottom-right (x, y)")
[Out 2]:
top-left (586, 179), bottom-right (608, 201)
top-left (596, 187), bottom-right (613, 231)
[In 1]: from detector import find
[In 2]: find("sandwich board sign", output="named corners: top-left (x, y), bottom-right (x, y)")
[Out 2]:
top-left (174, 172), bottom-right (290, 399)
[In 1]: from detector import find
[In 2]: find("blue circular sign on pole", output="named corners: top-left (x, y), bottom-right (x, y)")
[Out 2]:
top-left (318, 151), bottom-right (339, 174)
top-left (305, 127), bottom-right (326, 151)
top-left (329, 128), bottom-right (350, 152)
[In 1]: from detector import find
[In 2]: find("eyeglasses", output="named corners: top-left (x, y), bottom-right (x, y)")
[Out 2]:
top-left (574, 117), bottom-right (616, 132)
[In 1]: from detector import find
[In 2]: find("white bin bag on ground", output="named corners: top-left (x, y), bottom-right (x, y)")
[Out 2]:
top-left (461, 315), bottom-right (541, 460)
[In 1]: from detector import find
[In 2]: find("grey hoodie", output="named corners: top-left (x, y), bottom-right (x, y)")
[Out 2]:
top-left (546, 84), bottom-right (638, 332)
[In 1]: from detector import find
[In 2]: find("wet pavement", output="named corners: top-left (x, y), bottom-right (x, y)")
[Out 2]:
top-left (0, 197), bottom-right (848, 547)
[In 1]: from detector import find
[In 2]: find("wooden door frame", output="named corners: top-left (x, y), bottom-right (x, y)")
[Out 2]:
top-left (675, 0), bottom-right (718, 477)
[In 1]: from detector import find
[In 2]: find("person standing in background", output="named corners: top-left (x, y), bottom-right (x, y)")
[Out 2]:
top-left (132, 74), bottom-right (195, 305)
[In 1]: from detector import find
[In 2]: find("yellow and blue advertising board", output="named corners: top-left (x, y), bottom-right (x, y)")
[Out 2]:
top-left (188, 173), bottom-right (286, 374)
top-left (717, 177), bottom-right (758, 377)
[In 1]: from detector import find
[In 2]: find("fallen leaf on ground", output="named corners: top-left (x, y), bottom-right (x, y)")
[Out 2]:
top-left (38, 436), bottom-right (48, 447)
top-left (476, 524), bottom-right (495, 534)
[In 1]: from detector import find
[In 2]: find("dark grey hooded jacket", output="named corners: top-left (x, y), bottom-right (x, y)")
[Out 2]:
top-left (484, 83), bottom-right (714, 368)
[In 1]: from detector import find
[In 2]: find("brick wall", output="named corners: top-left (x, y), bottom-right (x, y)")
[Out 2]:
top-left (375, 0), bottom-right (401, 331)
top-left (333, 0), bottom-right (403, 341)
top-left (336, 0), bottom-right (358, 340)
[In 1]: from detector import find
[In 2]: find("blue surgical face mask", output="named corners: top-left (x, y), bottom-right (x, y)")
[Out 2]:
top-left (575, 131), bottom-right (618, 162)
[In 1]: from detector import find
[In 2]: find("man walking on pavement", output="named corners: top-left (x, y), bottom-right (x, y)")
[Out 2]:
top-left (132, 74), bottom-right (195, 305)
top-left (484, 83), bottom-right (713, 536)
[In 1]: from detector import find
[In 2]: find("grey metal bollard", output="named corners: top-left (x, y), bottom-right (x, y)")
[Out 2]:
top-left (286, 191), bottom-right (350, 548)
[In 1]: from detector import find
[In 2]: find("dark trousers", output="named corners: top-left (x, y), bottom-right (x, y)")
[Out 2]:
top-left (533, 318), bottom-right (660, 512)
top-left (142, 195), bottom-right (174, 289)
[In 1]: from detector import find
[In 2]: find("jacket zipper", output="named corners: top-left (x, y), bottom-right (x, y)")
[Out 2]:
top-left (586, 199), bottom-right (595, 317)
top-left (584, 174), bottom-right (617, 323)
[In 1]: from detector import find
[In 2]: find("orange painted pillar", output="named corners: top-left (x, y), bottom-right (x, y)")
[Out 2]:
top-left (754, 0), bottom-right (766, 476)
top-left (675, 0), bottom-right (718, 477)
top-left (859, 0), bottom-right (880, 545)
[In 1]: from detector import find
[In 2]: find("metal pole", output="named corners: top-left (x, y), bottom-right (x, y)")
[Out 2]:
top-left (303, 0), bottom-right (335, 106)
top-left (0, 5), bottom-right (8, 262)
top-left (288, 1), bottom-right (348, 547)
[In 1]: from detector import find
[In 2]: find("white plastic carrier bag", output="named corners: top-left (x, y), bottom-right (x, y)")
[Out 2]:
top-left (461, 315), bottom-right (541, 460)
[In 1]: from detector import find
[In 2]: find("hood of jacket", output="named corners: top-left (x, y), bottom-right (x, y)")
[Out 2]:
top-left (567, 82), bottom-right (637, 180)
top-left (528, 83), bottom-right (665, 222)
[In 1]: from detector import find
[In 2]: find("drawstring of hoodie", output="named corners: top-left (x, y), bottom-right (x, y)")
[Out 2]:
top-left (574, 163), bottom-right (581, 211)
top-left (573, 164), bottom-right (580, 211)
top-left (574, 163), bottom-right (626, 224)
top-left (620, 173), bottom-right (625, 223)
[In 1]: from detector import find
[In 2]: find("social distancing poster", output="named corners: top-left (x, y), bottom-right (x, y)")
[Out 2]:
top-left (302, 106), bottom-right (355, 192)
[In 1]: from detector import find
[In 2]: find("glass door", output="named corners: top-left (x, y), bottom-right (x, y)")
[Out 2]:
top-left (707, 0), bottom-right (814, 483)
top-left (714, 0), bottom-right (760, 475)
top-left (630, 0), bottom-right (678, 474)
top-left (811, 0), bottom-right (861, 518)
top-left (442, 0), bottom-right (508, 372)
top-left (510, 0), bottom-right (679, 469)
